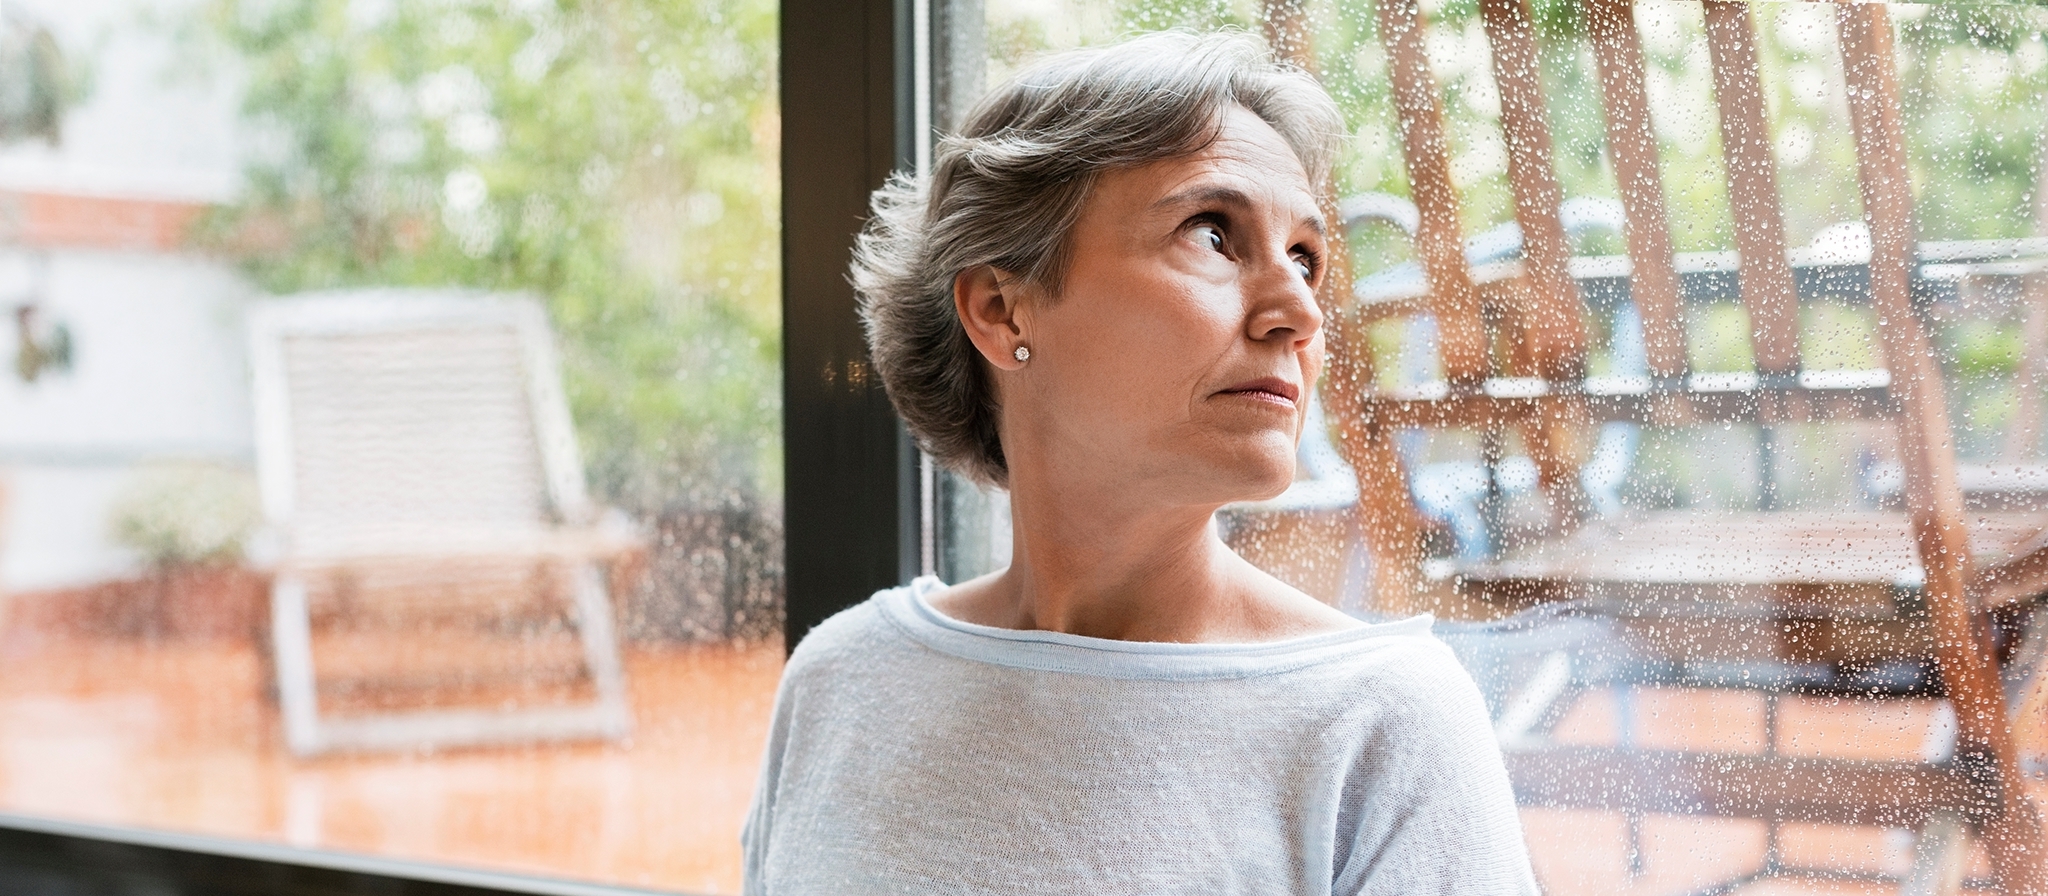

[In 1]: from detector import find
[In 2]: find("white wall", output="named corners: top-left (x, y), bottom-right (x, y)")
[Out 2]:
top-left (0, 249), bottom-right (255, 590)
top-left (0, 0), bottom-right (254, 591)
top-left (0, 0), bottom-right (244, 202)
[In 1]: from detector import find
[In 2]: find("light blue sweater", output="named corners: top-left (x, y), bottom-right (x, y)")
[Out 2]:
top-left (743, 577), bottom-right (1538, 895)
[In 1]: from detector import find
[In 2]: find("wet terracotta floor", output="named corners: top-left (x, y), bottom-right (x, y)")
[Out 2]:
top-left (0, 632), bottom-right (784, 894)
top-left (1522, 686), bottom-right (2048, 895)
top-left (0, 629), bottom-right (2040, 894)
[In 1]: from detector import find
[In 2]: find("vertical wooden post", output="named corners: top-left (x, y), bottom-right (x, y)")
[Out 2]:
top-left (1330, 391), bottom-right (1431, 614)
top-left (1477, 0), bottom-right (1586, 380)
top-left (1263, 0), bottom-right (1428, 614)
top-left (1835, 5), bottom-right (2048, 892)
top-left (1377, 0), bottom-right (1489, 388)
top-left (1703, 1), bottom-right (1802, 379)
top-left (1585, 0), bottom-right (1688, 383)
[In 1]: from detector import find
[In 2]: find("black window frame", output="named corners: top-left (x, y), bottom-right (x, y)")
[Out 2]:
top-left (0, 0), bottom-right (918, 890)
top-left (780, 0), bottom-right (926, 654)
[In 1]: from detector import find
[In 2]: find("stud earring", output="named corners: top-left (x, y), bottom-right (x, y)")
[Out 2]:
top-left (1013, 346), bottom-right (1030, 362)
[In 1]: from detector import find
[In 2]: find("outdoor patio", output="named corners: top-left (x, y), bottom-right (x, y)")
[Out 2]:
top-left (0, 591), bottom-right (783, 894)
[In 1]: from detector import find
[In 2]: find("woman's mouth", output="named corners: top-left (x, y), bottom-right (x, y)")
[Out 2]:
top-left (1217, 377), bottom-right (1300, 408)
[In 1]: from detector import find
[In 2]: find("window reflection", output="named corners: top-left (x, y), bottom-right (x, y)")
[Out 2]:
top-left (0, 0), bottom-right (781, 890)
top-left (948, 1), bottom-right (2048, 892)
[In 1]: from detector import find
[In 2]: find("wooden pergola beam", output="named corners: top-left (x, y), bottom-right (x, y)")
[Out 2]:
top-left (1703, 1), bottom-right (1802, 378)
top-left (1477, 0), bottom-right (1587, 380)
top-left (1585, 0), bottom-right (1688, 382)
top-left (1376, 0), bottom-right (1489, 388)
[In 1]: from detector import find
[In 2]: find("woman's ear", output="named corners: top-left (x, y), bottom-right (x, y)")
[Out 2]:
top-left (955, 265), bottom-right (1029, 371)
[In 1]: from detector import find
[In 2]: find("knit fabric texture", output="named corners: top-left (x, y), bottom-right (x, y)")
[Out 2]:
top-left (743, 577), bottom-right (1539, 895)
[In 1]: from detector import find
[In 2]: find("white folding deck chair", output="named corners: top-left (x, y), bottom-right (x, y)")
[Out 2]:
top-left (248, 290), bottom-right (632, 756)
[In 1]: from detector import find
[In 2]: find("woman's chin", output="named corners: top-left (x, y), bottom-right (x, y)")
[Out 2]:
top-left (1236, 466), bottom-right (1298, 503)
top-left (1175, 448), bottom-right (1298, 506)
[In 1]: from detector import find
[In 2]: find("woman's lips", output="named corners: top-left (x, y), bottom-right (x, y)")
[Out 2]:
top-left (1217, 377), bottom-right (1300, 407)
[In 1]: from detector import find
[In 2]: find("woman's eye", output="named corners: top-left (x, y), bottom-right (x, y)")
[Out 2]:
top-left (1192, 223), bottom-right (1224, 253)
top-left (1292, 254), bottom-right (1316, 281)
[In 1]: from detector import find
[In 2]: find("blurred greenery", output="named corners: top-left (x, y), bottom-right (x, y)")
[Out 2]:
top-left (1948, 318), bottom-right (2025, 378)
top-left (109, 462), bottom-right (261, 568)
top-left (177, 0), bottom-right (781, 516)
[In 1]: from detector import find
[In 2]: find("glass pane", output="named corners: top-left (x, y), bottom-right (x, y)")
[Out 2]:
top-left (942, 0), bottom-right (2048, 890)
top-left (0, 0), bottom-right (780, 890)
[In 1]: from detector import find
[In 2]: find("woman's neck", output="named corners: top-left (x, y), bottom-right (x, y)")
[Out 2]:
top-left (1002, 493), bottom-right (1230, 641)
top-left (930, 468), bottom-right (1358, 643)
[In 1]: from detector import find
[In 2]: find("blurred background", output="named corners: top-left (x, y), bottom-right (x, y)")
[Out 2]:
top-left (0, 0), bottom-right (783, 890)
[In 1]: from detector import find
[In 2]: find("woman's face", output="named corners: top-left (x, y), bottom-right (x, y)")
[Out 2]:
top-left (1004, 105), bottom-right (1327, 508)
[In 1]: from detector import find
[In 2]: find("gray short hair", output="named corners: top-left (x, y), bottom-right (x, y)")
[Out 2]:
top-left (853, 30), bottom-right (1343, 487)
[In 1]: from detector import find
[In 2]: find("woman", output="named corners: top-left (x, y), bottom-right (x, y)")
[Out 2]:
top-left (745, 31), bottom-right (1535, 895)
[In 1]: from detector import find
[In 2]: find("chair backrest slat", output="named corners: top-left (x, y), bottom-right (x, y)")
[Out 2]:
top-left (248, 294), bottom-right (583, 560)
top-left (1585, 0), bottom-right (1688, 382)
top-left (1703, 0), bottom-right (1802, 378)
top-left (1479, 0), bottom-right (1587, 379)
top-left (1376, 0), bottom-right (1489, 386)
top-left (283, 322), bottom-right (548, 550)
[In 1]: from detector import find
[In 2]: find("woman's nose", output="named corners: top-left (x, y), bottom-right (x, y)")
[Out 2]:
top-left (1246, 254), bottom-right (1324, 346)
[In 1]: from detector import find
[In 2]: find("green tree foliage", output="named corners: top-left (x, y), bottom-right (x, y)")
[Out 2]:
top-left (188, 0), bottom-right (781, 513)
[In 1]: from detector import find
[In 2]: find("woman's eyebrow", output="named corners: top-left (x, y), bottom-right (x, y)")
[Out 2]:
top-left (1151, 184), bottom-right (1252, 216)
top-left (1151, 185), bottom-right (1327, 236)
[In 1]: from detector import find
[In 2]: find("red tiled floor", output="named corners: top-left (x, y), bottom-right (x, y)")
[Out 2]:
top-left (1724, 880), bottom-right (1899, 896)
top-left (1636, 687), bottom-right (1770, 753)
top-left (0, 634), bottom-right (782, 893)
top-left (1552, 685), bottom-right (1781, 753)
top-left (1527, 684), bottom-right (2048, 896)
top-left (1775, 823), bottom-right (1914, 878)
top-left (1776, 696), bottom-right (1946, 761)
top-left (1523, 809), bottom-right (1769, 894)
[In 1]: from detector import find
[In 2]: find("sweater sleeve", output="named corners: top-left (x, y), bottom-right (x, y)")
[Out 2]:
top-left (739, 684), bottom-right (788, 896)
top-left (1331, 641), bottom-right (1539, 896)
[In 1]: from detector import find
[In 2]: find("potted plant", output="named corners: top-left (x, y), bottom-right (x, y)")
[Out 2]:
top-left (106, 462), bottom-right (263, 640)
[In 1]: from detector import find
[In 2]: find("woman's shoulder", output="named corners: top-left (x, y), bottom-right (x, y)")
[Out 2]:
top-left (779, 580), bottom-right (965, 695)
top-left (783, 590), bottom-right (904, 673)
top-left (1318, 624), bottom-right (1478, 697)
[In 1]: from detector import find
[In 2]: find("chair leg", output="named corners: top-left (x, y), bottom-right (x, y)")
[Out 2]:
top-left (1902, 811), bottom-right (1970, 896)
top-left (570, 561), bottom-right (632, 738)
top-left (271, 575), bottom-right (325, 756)
top-left (273, 564), bottom-right (632, 756)
top-left (1495, 650), bottom-right (1574, 745)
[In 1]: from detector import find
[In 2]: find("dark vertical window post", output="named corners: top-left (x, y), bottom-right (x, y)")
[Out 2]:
top-left (780, 0), bottom-right (922, 653)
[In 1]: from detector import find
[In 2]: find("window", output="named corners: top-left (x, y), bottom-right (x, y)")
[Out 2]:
top-left (937, 1), bottom-right (2048, 891)
top-left (0, 0), bottom-right (783, 891)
